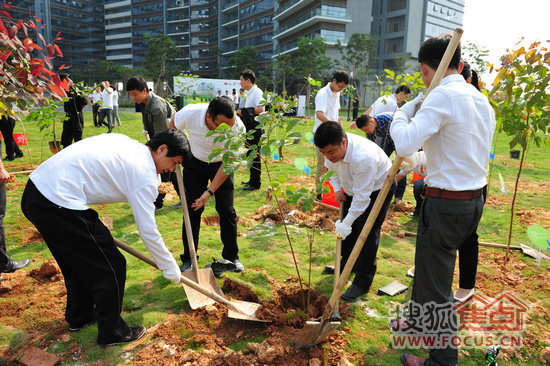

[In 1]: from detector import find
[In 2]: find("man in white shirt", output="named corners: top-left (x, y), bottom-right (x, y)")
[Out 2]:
top-left (90, 86), bottom-right (102, 127)
top-left (350, 85), bottom-right (410, 130)
top-left (21, 129), bottom-right (191, 347)
top-left (313, 70), bottom-right (349, 198)
top-left (169, 97), bottom-right (246, 276)
top-left (98, 80), bottom-right (114, 133)
top-left (314, 121), bottom-right (395, 301)
top-left (390, 34), bottom-right (496, 366)
top-left (238, 69), bottom-right (265, 191)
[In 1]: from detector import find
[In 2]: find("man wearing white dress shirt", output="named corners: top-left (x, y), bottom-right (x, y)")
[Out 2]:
top-left (21, 129), bottom-right (191, 347)
top-left (169, 97), bottom-right (246, 275)
top-left (314, 121), bottom-right (395, 301)
top-left (390, 34), bottom-right (496, 366)
top-left (238, 69), bottom-right (265, 191)
top-left (313, 70), bottom-right (349, 198)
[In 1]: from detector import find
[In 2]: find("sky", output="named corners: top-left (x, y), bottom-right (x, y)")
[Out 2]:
top-left (462, 0), bottom-right (549, 81)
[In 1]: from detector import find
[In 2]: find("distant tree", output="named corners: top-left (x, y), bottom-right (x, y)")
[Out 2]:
top-left (392, 52), bottom-right (412, 73)
top-left (273, 52), bottom-right (295, 94)
top-left (462, 41), bottom-right (490, 76)
top-left (294, 37), bottom-right (333, 108)
top-left (336, 33), bottom-right (378, 106)
top-left (227, 46), bottom-right (258, 79)
top-left (143, 34), bottom-right (181, 97)
top-left (209, 46), bottom-right (222, 78)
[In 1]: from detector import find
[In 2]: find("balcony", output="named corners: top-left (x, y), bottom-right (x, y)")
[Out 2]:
top-left (274, 0), bottom-right (314, 21)
top-left (273, 7), bottom-right (351, 39)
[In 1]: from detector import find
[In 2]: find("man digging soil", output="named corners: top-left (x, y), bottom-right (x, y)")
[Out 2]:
top-left (21, 129), bottom-right (191, 347)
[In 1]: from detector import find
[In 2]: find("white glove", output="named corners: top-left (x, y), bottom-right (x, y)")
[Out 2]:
top-left (162, 264), bottom-right (181, 285)
top-left (399, 93), bottom-right (423, 120)
top-left (335, 219), bottom-right (353, 240)
top-left (401, 152), bottom-right (421, 172)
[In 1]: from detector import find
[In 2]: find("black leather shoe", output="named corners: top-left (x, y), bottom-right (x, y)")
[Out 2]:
top-left (323, 265), bottom-right (335, 274)
top-left (15, 152), bottom-right (24, 159)
top-left (3, 156), bottom-right (15, 162)
top-left (97, 326), bottom-right (146, 347)
top-left (241, 180), bottom-right (250, 185)
top-left (233, 259), bottom-right (245, 272)
top-left (409, 211), bottom-right (419, 217)
top-left (243, 185), bottom-right (260, 191)
top-left (340, 284), bottom-right (368, 301)
top-left (1, 258), bottom-right (31, 273)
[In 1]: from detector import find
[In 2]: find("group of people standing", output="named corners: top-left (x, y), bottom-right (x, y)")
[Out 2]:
top-left (10, 69), bottom-right (267, 347)
top-left (313, 35), bottom-right (494, 366)
top-left (90, 81), bottom-right (121, 133)
top-left (4, 34), bottom-right (495, 365)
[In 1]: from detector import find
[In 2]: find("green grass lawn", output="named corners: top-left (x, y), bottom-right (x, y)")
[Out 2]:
top-left (1, 108), bottom-right (549, 365)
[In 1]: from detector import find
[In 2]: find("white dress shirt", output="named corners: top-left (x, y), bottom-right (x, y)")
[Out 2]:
top-left (326, 133), bottom-right (391, 224)
top-left (390, 74), bottom-right (496, 191)
top-left (244, 85), bottom-right (264, 109)
top-left (370, 94), bottom-right (398, 115)
top-left (173, 103), bottom-right (244, 163)
top-left (29, 134), bottom-right (177, 271)
top-left (313, 83), bottom-right (340, 132)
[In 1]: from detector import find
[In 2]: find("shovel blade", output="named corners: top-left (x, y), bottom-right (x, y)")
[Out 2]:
top-left (182, 268), bottom-right (225, 309)
top-left (520, 243), bottom-right (549, 261)
top-left (227, 299), bottom-right (266, 322)
top-left (291, 319), bottom-right (342, 349)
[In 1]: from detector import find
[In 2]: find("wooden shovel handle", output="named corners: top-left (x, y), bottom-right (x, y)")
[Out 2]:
top-left (322, 28), bottom-right (464, 318)
top-left (113, 237), bottom-right (231, 306)
top-left (175, 164), bottom-right (201, 279)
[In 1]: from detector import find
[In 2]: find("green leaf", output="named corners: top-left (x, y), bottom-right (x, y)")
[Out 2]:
top-left (278, 176), bottom-right (286, 183)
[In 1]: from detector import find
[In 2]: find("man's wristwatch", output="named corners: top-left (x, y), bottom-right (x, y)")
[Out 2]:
top-left (206, 188), bottom-right (214, 196)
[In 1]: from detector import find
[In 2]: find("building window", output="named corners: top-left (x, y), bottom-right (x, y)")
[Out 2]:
top-left (386, 15), bottom-right (405, 33)
top-left (387, 0), bottom-right (406, 12)
top-left (384, 37), bottom-right (403, 54)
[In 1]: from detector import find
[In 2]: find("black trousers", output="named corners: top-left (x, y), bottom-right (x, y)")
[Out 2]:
top-left (245, 121), bottom-right (262, 188)
top-left (412, 194), bottom-right (484, 366)
top-left (341, 181), bottom-right (396, 290)
top-left (92, 104), bottom-right (100, 126)
top-left (180, 156), bottom-right (239, 262)
top-left (21, 180), bottom-right (131, 344)
top-left (61, 112), bottom-right (83, 148)
top-left (382, 142), bottom-right (406, 200)
top-left (0, 116), bottom-right (23, 159)
top-left (0, 184), bottom-right (8, 270)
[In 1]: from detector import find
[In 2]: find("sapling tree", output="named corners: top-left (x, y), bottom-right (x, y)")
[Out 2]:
top-left (207, 97), bottom-right (334, 312)
top-left (488, 40), bottom-right (550, 256)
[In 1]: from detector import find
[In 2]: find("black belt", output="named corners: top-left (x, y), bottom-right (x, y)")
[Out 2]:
top-left (424, 187), bottom-right (483, 200)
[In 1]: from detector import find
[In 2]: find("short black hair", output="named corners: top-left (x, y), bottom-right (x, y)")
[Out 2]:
top-left (332, 70), bottom-right (350, 85)
top-left (460, 60), bottom-right (472, 80)
top-left (395, 85), bottom-right (411, 94)
top-left (418, 33), bottom-right (461, 71)
top-left (207, 96), bottom-right (236, 121)
top-left (146, 129), bottom-right (192, 162)
top-left (314, 121), bottom-right (346, 149)
top-left (126, 76), bottom-right (149, 93)
top-left (355, 115), bottom-right (370, 129)
top-left (240, 69), bottom-right (256, 84)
